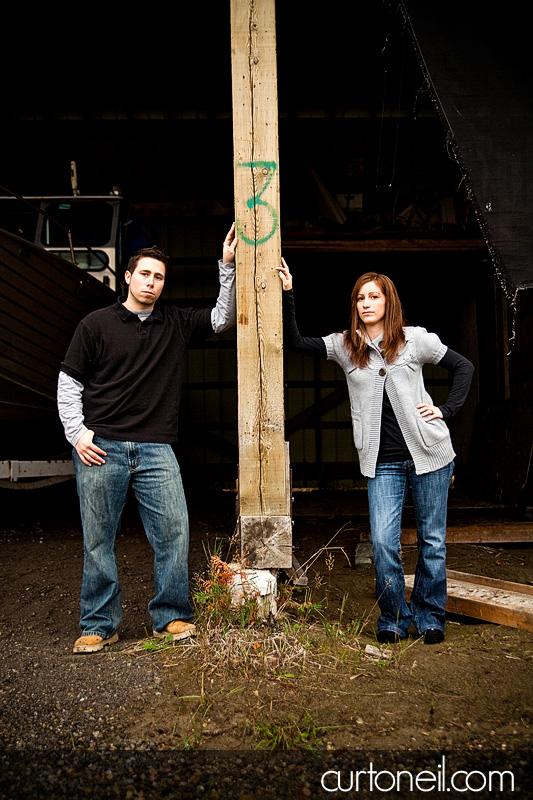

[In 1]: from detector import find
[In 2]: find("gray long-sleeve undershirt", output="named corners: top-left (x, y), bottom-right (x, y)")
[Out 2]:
top-left (58, 259), bottom-right (235, 447)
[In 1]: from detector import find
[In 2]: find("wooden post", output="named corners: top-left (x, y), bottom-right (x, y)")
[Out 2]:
top-left (230, 0), bottom-right (292, 568)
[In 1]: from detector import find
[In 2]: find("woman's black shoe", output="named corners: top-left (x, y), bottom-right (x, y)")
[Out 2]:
top-left (423, 629), bottom-right (445, 645)
top-left (377, 630), bottom-right (405, 644)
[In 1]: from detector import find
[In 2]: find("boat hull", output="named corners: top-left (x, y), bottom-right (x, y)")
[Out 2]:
top-left (0, 229), bottom-right (116, 457)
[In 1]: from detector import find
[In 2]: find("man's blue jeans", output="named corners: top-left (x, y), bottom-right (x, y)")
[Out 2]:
top-left (73, 437), bottom-right (193, 638)
top-left (367, 459), bottom-right (454, 637)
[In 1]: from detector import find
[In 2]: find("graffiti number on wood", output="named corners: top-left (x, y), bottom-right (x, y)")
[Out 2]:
top-left (237, 161), bottom-right (278, 245)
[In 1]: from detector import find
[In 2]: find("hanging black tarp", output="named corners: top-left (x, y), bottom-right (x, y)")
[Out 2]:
top-left (399, 2), bottom-right (532, 299)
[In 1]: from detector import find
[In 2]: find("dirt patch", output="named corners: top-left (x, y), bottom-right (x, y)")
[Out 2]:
top-left (0, 482), bottom-right (532, 765)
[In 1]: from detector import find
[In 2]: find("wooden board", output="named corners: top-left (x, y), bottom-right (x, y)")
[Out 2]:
top-left (282, 236), bottom-right (487, 253)
top-left (405, 570), bottom-right (533, 631)
top-left (231, 0), bottom-right (291, 547)
top-left (401, 524), bottom-right (533, 545)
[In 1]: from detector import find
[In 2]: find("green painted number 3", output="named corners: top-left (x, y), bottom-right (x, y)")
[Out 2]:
top-left (237, 161), bottom-right (278, 245)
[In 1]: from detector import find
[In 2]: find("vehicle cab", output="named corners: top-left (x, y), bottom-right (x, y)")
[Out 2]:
top-left (36, 195), bottom-right (124, 290)
top-left (0, 191), bottom-right (144, 293)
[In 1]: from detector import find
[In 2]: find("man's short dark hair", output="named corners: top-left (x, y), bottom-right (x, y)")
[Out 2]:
top-left (127, 246), bottom-right (169, 274)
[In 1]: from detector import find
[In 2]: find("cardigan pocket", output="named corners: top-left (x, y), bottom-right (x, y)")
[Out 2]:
top-left (350, 408), bottom-right (363, 450)
top-left (416, 417), bottom-right (449, 448)
top-left (391, 353), bottom-right (415, 370)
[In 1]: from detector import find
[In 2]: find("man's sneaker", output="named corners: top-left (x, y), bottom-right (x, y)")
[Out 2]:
top-left (73, 633), bottom-right (118, 653)
top-left (423, 629), bottom-right (445, 645)
top-left (377, 629), bottom-right (406, 644)
top-left (153, 620), bottom-right (196, 641)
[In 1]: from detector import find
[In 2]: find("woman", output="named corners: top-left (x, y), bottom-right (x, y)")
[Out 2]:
top-left (278, 259), bottom-right (474, 644)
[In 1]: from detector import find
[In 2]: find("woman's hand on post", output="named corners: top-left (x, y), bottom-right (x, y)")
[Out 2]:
top-left (416, 403), bottom-right (443, 421)
top-left (222, 222), bottom-right (237, 263)
top-left (75, 430), bottom-right (107, 466)
top-left (278, 257), bottom-right (293, 291)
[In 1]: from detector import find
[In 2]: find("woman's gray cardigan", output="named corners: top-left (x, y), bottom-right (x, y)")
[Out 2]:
top-left (323, 328), bottom-right (455, 478)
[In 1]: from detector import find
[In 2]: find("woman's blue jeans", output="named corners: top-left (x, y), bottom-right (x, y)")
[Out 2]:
top-left (73, 437), bottom-right (193, 638)
top-left (367, 459), bottom-right (454, 637)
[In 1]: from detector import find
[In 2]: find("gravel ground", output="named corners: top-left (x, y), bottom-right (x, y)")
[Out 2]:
top-left (1, 483), bottom-right (531, 798)
top-left (1, 749), bottom-right (530, 799)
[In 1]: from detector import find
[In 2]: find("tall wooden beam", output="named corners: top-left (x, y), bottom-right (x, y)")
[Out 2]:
top-left (230, 0), bottom-right (291, 568)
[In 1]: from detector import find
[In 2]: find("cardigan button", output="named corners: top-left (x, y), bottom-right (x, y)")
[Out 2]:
top-left (379, 367), bottom-right (386, 376)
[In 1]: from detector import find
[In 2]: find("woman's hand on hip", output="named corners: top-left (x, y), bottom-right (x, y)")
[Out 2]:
top-left (416, 403), bottom-right (443, 421)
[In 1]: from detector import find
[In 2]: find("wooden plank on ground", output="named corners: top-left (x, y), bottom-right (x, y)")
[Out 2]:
top-left (231, 0), bottom-right (291, 568)
top-left (445, 569), bottom-right (533, 596)
top-left (401, 524), bottom-right (533, 545)
top-left (404, 570), bottom-right (533, 632)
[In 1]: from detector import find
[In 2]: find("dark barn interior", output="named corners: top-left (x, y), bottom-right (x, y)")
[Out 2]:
top-left (1, 2), bottom-right (531, 510)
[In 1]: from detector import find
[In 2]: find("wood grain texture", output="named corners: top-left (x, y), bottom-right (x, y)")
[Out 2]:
top-left (401, 524), bottom-right (533, 545)
top-left (231, 0), bottom-right (290, 530)
top-left (405, 570), bottom-right (533, 631)
top-left (240, 515), bottom-right (293, 569)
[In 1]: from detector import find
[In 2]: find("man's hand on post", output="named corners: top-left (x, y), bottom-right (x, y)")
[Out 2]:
top-left (222, 222), bottom-right (237, 263)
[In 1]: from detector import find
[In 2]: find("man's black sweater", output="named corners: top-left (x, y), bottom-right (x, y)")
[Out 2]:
top-left (61, 299), bottom-right (213, 443)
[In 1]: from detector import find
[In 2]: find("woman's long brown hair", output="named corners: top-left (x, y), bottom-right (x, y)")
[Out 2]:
top-left (343, 272), bottom-right (407, 367)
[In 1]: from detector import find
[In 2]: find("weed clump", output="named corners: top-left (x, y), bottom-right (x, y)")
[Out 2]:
top-left (192, 552), bottom-right (262, 630)
top-left (193, 554), bottom-right (234, 624)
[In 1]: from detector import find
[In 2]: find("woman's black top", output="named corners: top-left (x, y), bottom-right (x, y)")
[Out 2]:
top-left (282, 289), bottom-right (473, 465)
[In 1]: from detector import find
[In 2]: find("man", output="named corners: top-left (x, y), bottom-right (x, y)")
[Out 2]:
top-left (58, 224), bottom-right (237, 653)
